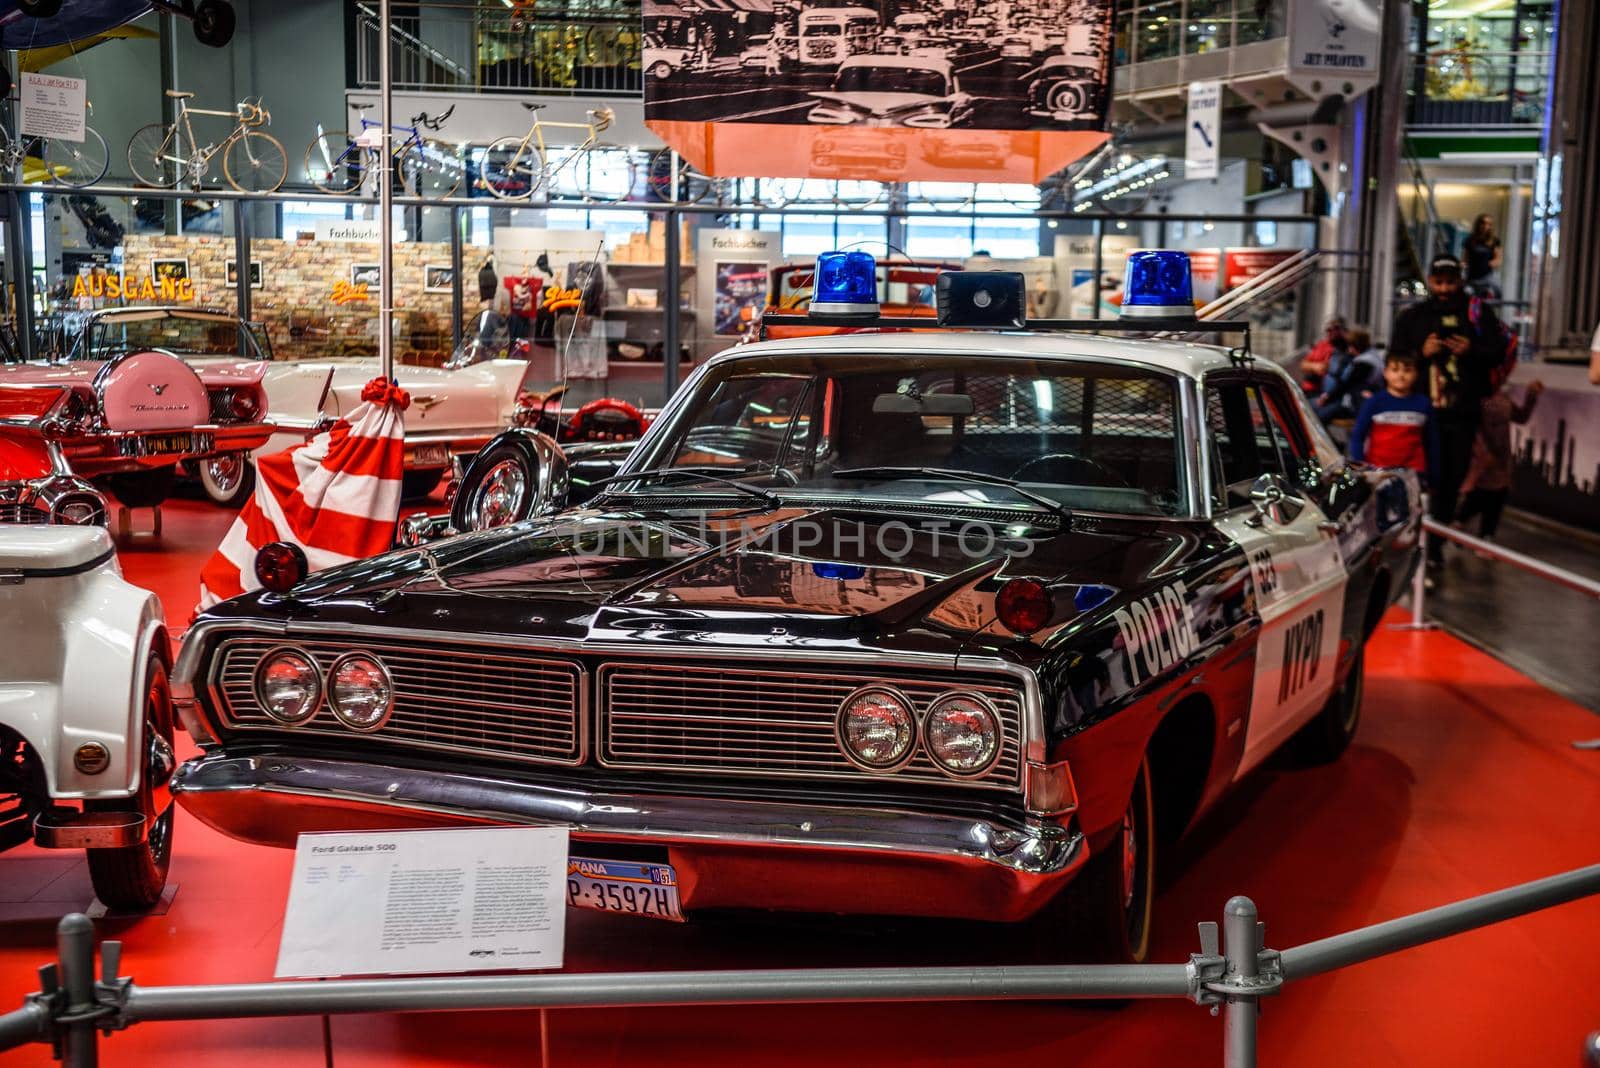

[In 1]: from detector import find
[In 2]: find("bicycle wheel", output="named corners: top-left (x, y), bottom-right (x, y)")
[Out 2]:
top-left (128, 123), bottom-right (182, 188)
top-left (305, 130), bottom-right (365, 194)
top-left (574, 143), bottom-right (635, 203)
top-left (646, 148), bottom-right (713, 205)
top-left (834, 180), bottom-right (887, 210)
top-left (224, 130), bottom-right (287, 193)
top-left (43, 127), bottom-right (109, 187)
top-left (399, 137), bottom-right (463, 199)
top-left (480, 135), bottom-right (542, 200)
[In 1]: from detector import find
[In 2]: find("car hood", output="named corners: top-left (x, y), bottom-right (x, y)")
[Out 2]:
top-left (202, 503), bottom-right (1199, 656)
top-left (204, 358), bottom-right (529, 430)
top-left (0, 358), bottom-right (265, 389)
top-left (810, 91), bottom-right (949, 115)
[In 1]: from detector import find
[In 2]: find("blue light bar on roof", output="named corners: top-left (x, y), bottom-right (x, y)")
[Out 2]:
top-left (810, 250), bottom-right (879, 319)
top-left (1120, 250), bottom-right (1195, 319)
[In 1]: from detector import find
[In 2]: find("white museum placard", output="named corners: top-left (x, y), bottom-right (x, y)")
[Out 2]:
top-left (314, 218), bottom-right (384, 243)
top-left (275, 826), bottom-right (570, 978)
top-left (1185, 80), bottom-right (1221, 181)
top-left (1287, 0), bottom-right (1381, 95)
top-left (19, 73), bottom-right (86, 143)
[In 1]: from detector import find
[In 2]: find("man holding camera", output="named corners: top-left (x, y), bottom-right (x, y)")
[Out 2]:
top-left (1388, 254), bottom-right (1510, 571)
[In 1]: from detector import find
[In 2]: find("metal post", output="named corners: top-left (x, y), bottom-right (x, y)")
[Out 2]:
top-left (663, 207), bottom-right (681, 398)
top-left (377, 0), bottom-right (395, 382)
top-left (57, 914), bottom-right (99, 1068)
top-left (450, 205), bottom-right (464, 356)
top-left (1222, 896), bottom-right (1259, 1068)
top-left (233, 199), bottom-right (251, 323)
top-left (4, 188), bottom-right (34, 359)
top-left (1410, 523), bottom-right (1426, 625)
top-left (1091, 217), bottom-right (1104, 318)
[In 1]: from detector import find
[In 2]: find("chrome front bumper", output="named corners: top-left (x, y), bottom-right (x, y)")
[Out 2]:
top-left (172, 752), bottom-right (1086, 922)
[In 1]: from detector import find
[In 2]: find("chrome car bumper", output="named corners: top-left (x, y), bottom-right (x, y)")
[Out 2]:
top-left (172, 751), bottom-right (1086, 922)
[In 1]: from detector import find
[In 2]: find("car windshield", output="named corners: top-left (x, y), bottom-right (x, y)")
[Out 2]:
top-left (834, 66), bottom-right (948, 96)
top-left (806, 23), bottom-right (842, 34)
top-left (79, 313), bottom-right (269, 361)
top-left (621, 353), bottom-right (1187, 517)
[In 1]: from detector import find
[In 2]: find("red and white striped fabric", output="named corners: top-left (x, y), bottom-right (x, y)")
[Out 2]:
top-left (198, 378), bottom-right (409, 610)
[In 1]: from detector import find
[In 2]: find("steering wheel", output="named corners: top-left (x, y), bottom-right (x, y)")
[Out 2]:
top-left (1010, 452), bottom-right (1130, 488)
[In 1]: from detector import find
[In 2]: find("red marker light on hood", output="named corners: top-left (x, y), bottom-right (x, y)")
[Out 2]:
top-left (255, 541), bottom-right (309, 594)
top-left (996, 578), bottom-right (1051, 636)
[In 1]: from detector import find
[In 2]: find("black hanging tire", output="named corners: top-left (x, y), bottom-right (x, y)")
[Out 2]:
top-left (193, 0), bottom-right (237, 47)
top-left (451, 439), bottom-right (538, 533)
top-left (103, 465), bottom-right (177, 509)
top-left (1036, 755), bottom-right (1156, 964)
top-left (1291, 646), bottom-right (1365, 764)
top-left (198, 452), bottom-right (255, 508)
top-left (87, 655), bottom-right (176, 912)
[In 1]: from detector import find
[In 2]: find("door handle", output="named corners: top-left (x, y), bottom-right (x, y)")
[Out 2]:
top-left (1317, 520), bottom-right (1341, 534)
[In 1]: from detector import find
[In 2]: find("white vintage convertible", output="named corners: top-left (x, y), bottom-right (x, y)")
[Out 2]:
top-left (0, 525), bottom-right (175, 910)
top-left (56, 306), bottom-right (530, 505)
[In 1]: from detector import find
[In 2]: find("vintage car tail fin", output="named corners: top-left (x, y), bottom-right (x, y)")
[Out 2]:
top-left (94, 351), bottom-right (209, 432)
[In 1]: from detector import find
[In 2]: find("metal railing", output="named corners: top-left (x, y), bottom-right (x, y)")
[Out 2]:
top-left (1402, 517), bottom-right (1600, 630)
top-left (1408, 49), bottom-right (1552, 128)
top-left (352, 0), bottom-right (642, 96)
top-left (1, 863), bottom-right (1597, 1066)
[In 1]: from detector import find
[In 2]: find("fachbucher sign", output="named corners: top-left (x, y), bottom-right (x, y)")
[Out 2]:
top-left (643, 0), bottom-right (1114, 184)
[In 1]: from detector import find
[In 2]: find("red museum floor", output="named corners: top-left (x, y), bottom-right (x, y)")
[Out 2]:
top-left (2, 499), bottom-right (1598, 1066)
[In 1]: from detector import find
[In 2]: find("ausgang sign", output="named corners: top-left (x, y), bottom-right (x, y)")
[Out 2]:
top-left (642, 0), bottom-right (1113, 184)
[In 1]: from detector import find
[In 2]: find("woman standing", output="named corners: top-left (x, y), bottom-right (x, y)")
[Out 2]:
top-left (1462, 213), bottom-right (1503, 298)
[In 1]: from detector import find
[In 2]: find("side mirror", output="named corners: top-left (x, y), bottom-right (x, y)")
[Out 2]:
top-left (1247, 473), bottom-right (1302, 528)
top-left (448, 429), bottom-right (570, 535)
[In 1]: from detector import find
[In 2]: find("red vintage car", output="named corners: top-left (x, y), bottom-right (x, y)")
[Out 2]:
top-left (0, 386), bottom-right (107, 525)
top-left (0, 341), bottom-right (273, 509)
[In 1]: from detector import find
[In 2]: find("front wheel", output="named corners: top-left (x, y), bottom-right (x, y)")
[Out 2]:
top-left (305, 131), bottom-right (365, 193)
top-left (481, 136), bottom-right (543, 200)
top-left (224, 130), bottom-right (287, 193)
top-left (1291, 646), bottom-right (1364, 763)
top-left (43, 127), bottom-right (109, 187)
top-left (127, 123), bottom-right (182, 188)
top-left (86, 655), bottom-right (175, 911)
top-left (1037, 755), bottom-right (1155, 964)
top-left (198, 452), bottom-right (255, 508)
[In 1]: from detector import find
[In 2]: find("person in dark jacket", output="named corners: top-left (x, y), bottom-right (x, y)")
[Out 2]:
top-left (1388, 254), bottom-right (1507, 568)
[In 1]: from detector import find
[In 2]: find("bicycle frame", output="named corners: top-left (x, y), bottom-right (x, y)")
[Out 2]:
top-left (317, 117), bottom-right (426, 177)
top-left (504, 116), bottom-right (603, 191)
top-left (158, 97), bottom-right (265, 173)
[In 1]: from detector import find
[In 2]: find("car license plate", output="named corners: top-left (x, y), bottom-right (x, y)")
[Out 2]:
top-left (125, 432), bottom-right (197, 457)
top-left (566, 858), bottom-right (683, 922)
top-left (412, 444), bottom-right (450, 467)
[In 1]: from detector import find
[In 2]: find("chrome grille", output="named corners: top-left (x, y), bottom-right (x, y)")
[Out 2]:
top-left (599, 663), bottom-right (1025, 791)
top-left (212, 637), bottom-right (583, 765)
top-left (0, 501), bottom-right (48, 524)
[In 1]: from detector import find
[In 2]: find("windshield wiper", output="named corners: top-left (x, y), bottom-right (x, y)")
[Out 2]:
top-left (831, 466), bottom-right (1071, 524)
top-left (591, 466), bottom-right (782, 510)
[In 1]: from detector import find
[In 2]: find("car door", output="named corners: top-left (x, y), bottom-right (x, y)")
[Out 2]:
top-left (1204, 372), bottom-right (1349, 778)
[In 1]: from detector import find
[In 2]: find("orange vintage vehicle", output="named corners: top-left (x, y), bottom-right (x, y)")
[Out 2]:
top-left (757, 258), bottom-right (960, 339)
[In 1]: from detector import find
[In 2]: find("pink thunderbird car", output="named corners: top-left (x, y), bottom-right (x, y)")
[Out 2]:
top-left (0, 328), bottom-right (273, 510)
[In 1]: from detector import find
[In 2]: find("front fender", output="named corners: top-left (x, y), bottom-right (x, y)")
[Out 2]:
top-left (0, 559), bottom-right (165, 800)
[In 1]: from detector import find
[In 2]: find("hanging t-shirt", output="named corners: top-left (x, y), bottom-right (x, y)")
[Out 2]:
top-left (502, 276), bottom-right (541, 316)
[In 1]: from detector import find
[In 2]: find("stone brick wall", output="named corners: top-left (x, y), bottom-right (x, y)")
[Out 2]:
top-left (119, 235), bottom-right (461, 363)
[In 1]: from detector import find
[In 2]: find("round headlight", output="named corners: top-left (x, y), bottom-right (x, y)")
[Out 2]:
top-left (52, 495), bottom-right (104, 526)
top-left (837, 686), bottom-right (916, 770)
top-left (328, 653), bottom-right (393, 731)
top-left (924, 693), bottom-right (1002, 776)
top-left (254, 647), bottom-right (321, 725)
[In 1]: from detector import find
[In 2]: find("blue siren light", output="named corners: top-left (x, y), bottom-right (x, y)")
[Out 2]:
top-left (811, 250), bottom-right (879, 318)
top-left (1120, 250), bottom-right (1195, 319)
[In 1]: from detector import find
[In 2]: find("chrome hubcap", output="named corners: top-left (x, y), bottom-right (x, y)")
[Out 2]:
top-left (474, 460), bottom-right (529, 529)
top-left (206, 453), bottom-right (244, 493)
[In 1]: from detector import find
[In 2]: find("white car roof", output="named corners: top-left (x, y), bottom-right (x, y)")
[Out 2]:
top-left (719, 328), bottom-right (1250, 380)
top-left (839, 54), bottom-right (953, 75)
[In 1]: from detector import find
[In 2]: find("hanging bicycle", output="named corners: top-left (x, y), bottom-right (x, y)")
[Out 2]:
top-left (478, 105), bottom-right (632, 202)
top-left (127, 92), bottom-right (287, 193)
top-left (0, 118), bottom-right (108, 188)
top-left (305, 103), bottom-right (463, 198)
